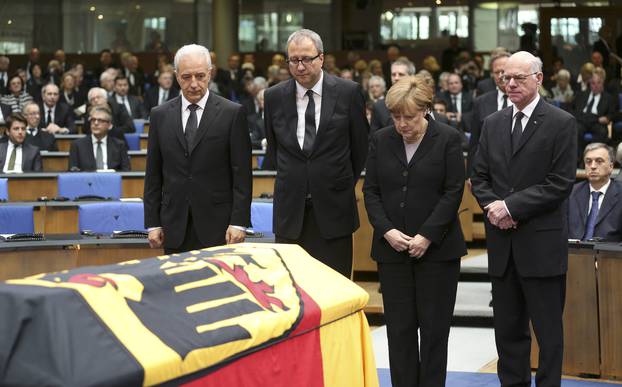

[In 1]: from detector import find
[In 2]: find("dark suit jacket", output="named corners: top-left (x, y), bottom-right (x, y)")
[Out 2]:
top-left (440, 90), bottom-right (474, 114)
top-left (68, 135), bottom-right (130, 172)
top-left (0, 141), bottom-right (42, 172)
top-left (247, 112), bottom-right (265, 150)
top-left (144, 93), bottom-right (252, 249)
top-left (113, 94), bottom-right (147, 120)
top-left (471, 98), bottom-right (577, 277)
top-left (568, 179), bottom-right (622, 242)
top-left (38, 102), bottom-right (76, 133)
top-left (467, 89), bottom-right (501, 176)
top-left (264, 72), bottom-right (369, 239)
top-left (0, 103), bottom-right (11, 124)
top-left (572, 90), bottom-right (616, 122)
top-left (476, 77), bottom-right (496, 96)
top-left (370, 98), bottom-right (449, 133)
top-left (363, 118), bottom-right (467, 263)
top-left (25, 129), bottom-right (58, 151)
top-left (143, 87), bottom-right (179, 117)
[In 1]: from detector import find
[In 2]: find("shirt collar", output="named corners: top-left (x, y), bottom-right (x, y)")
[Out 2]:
top-left (295, 71), bottom-right (324, 99)
top-left (45, 104), bottom-right (55, 112)
top-left (590, 179), bottom-right (611, 195)
top-left (91, 134), bottom-right (107, 144)
top-left (181, 90), bottom-right (209, 111)
top-left (513, 94), bottom-right (540, 120)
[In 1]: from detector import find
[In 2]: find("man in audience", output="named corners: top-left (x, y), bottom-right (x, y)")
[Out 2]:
top-left (112, 76), bottom-right (147, 119)
top-left (0, 113), bottom-right (42, 173)
top-left (248, 88), bottom-right (265, 150)
top-left (122, 55), bottom-right (145, 97)
top-left (569, 143), bottom-right (622, 241)
top-left (369, 57), bottom-right (416, 132)
top-left (440, 73), bottom-right (473, 129)
top-left (143, 69), bottom-right (178, 116)
top-left (382, 45), bottom-right (400, 86)
top-left (22, 102), bottom-right (57, 151)
top-left (38, 83), bottom-right (76, 134)
top-left (99, 68), bottom-right (118, 97)
top-left (68, 106), bottom-right (130, 172)
top-left (95, 49), bottom-right (117, 81)
top-left (84, 87), bottom-right (134, 139)
top-left (54, 49), bottom-right (70, 73)
top-left (25, 48), bottom-right (40, 81)
top-left (573, 68), bottom-right (616, 156)
top-left (0, 56), bottom-right (9, 95)
top-left (240, 76), bottom-right (268, 117)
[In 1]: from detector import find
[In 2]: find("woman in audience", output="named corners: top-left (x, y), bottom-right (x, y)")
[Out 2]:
top-left (551, 68), bottom-right (574, 105)
top-left (60, 72), bottom-right (85, 112)
top-left (363, 74), bottom-right (466, 387)
top-left (367, 75), bottom-right (386, 103)
top-left (1, 74), bottom-right (33, 113)
top-left (368, 59), bottom-right (384, 77)
top-left (26, 64), bottom-right (44, 102)
top-left (576, 62), bottom-right (594, 93)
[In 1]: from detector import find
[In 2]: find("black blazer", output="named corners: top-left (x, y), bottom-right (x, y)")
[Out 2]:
top-left (113, 94), bottom-right (148, 120)
top-left (68, 135), bottom-right (130, 172)
top-left (572, 90), bottom-right (616, 121)
top-left (440, 90), bottom-right (474, 113)
top-left (0, 141), bottom-right (42, 172)
top-left (25, 129), bottom-right (58, 151)
top-left (471, 98), bottom-right (577, 277)
top-left (38, 102), bottom-right (76, 133)
top-left (144, 94), bottom-right (252, 249)
top-left (370, 98), bottom-right (449, 133)
top-left (568, 179), bottom-right (622, 242)
top-left (247, 112), bottom-right (265, 150)
top-left (264, 72), bottom-right (369, 239)
top-left (0, 102), bottom-right (11, 123)
top-left (143, 87), bottom-right (178, 117)
top-left (467, 89), bottom-right (500, 176)
top-left (363, 118), bottom-right (467, 263)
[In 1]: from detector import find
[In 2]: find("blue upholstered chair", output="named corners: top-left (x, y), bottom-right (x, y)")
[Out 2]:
top-left (124, 133), bottom-right (141, 151)
top-left (250, 201), bottom-right (273, 232)
top-left (133, 119), bottom-right (146, 134)
top-left (0, 206), bottom-right (35, 233)
top-left (57, 173), bottom-right (122, 200)
top-left (0, 178), bottom-right (8, 201)
top-left (78, 202), bottom-right (145, 234)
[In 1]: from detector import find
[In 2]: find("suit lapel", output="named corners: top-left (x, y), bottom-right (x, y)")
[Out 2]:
top-left (596, 180), bottom-right (619, 225)
top-left (0, 143), bottom-right (7, 167)
top-left (106, 138), bottom-right (116, 168)
top-left (388, 129), bottom-right (407, 167)
top-left (169, 97), bottom-right (187, 153)
top-left (282, 79), bottom-right (301, 153)
top-left (189, 93), bottom-right (222, 154)
top-left (501, 108), bottom-right (513, 162)
top-left (315, 72), bottom-right (337, 155)
top-left (512, 99), bottom-right (545, 157)
top-left (409, 117), bottom-right (438, 167)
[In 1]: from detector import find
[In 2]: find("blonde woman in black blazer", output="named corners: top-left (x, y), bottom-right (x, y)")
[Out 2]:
top-left (363, 75), bottom-right (466, 387)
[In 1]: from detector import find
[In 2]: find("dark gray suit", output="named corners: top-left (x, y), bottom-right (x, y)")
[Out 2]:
top-left (468, 89), bottom-right (503, 176)
top-left (68, 135), bottom-right (130, 172)
top-left (0, 141), bottom-right (42, 172)
top-left (568, 179), bottom-right (622, 242)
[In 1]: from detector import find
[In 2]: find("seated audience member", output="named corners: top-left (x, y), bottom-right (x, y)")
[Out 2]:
top-left (276, 67), bottom-right (291, 83)
top-left (248, 88), bottom-right (265, 150)
top-left (551, 69), bottom-right (574, 106)
top-left (122, 55), bottom-right (145, 97)
top-left (38, 83), bottom-right (76, 134)
top-left (575, 62), bottom-right (594, 93)
top-left (112, 75), bottom-right (147, 119)
top-left (0, 101), bottom-right (11, 125)
top-left (433, 98), bottom-right (449, 119)
top-left (0, 113), bottom-right (42, 173)
top-left (60, 72), bottom-right (86, 111)
top-left (368, 75), bottom-right (386, 103)
top-left (1, 75), bottom-right (33, 113)
top-left (143, 69), bottom-right (178, 116)
top-left (99, 68), bottom-right (118, 97)
top-left (83, 87), bottom-right (134, 139)
top-left (0, 56), bottom-right (9, 95)
top-left (45, 60), bottom-right (63, 86)
top-left (339, 68), bottom-right (354, 81)
top-left (22, 102), bottom-right (57, 151)
top-left (68, 106), bottom-right (130, 172)
top-left (569, 143), bottom-right (622, 241)
top-left (240, 76), bottom-right (267, 117)
top-left (26, 63), bottom-right (44, 102)
top-left (573, 68), bottom-right (616, 153)
top-left (370, 58), bottom-right (416, 132)
top-left (440, 73), bottom-right (473, 129)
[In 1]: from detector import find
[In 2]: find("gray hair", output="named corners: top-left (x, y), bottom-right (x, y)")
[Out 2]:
top-left (511, 51), bottom-right (543, 73)
top-left (368, 75), bottom-right (386, 91)
top-left (89, 105), bottom-right (113, 121)
top-left (253, 76), bottom-right (268, 90)
top-left (392, 58), bottom-right (416, 75)
top-left (584, 142), bottom-right (614, 163)
top-left (174, 44), bottom-right (212, 72)
top-left (22, 101), bottom-right (39, 114)
top-left (87, 87), bottom-right (107, 101)
top-left (287, 29), bottom-right (324, 53)
top-left (557, 69), bottom-right (571, 80)
top-left (42, 82), bottom-right (59, 94)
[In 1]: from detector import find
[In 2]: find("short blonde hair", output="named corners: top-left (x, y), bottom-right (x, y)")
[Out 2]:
top-left (385, 75), bottom-right (434, 114)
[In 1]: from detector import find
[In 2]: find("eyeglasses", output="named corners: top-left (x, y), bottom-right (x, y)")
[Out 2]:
top-left (286, 54), bottom-right (321, 66)
top-left (500, 72), bottom-right (539, 84)
top-left (89, 118), bottom-right (111, 124)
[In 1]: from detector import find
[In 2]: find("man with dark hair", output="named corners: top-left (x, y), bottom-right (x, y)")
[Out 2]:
top-left (0, 113), bottom-right (42, 173)
top-left (370, 57), bottom-right (416, 133)
top-left (113, 75), bottom-right (147, 119)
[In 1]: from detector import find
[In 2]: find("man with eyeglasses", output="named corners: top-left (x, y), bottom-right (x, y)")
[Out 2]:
top-left (144, 44), bottom-right (252, 255)
top-left (68, 106), bottom-right (130, 172)
top-left (471, 51), bottom-right (577, 387)
top-left (22, 102), bottom-right (57, 152)
top-left (264, 29), bottom-right (369, 278)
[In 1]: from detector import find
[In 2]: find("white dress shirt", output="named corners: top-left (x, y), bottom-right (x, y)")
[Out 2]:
top-left (91, 135), bottom-right (108, 169)
top-left (451, 92), bottom-right (462, 113)
top-left (44, 104), bottom-right (55, 125)
top-left (583, 92), bottom-right (601, 115)
top-left (295, 71), bottom-right (323, 150)
top-left (3, 141), bottom-right (23, 173)
top-left (497, 89), bottom-right (512, 111)
top-left (181, 91), bottom-right (209, 131)
top-left (588, 179), bottom-right (611, 214)
top-left (158, 87), bottom-right (169, 105)
top-left (116, 95), bottom-right (132, 116)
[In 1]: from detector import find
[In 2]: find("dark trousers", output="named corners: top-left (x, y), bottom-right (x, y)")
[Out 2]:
top-left (492, 255), bottom-right (566, 387)
top-left (276, 200), bottom-right (353, 278)
top-left (378, 259), bottom-right (460, 387)
top-left (164, 210), bottom-right (211, 255)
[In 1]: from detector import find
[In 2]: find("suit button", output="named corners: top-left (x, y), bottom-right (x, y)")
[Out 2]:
top-left (399, 202), bottom-right (405, 208)
top-left (402, 186), bottom-right (407, 192)
top-left (402, 171), bottom-right (408, 177)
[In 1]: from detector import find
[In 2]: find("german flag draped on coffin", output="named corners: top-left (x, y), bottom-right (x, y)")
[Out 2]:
top-left (0, 243), bottom-right (378, 387)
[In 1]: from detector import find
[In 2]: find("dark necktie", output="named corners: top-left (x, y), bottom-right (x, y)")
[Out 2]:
top-left (502, 94), bottom-right (508, 110)
top-left (46, 109), bottom-right (52, 126)
top-left (28, 128), bottom-right (35, 136)
top-left (512, 111), bottom-right (525, 153)
top-left (7, 145), bottom-right (17, 171)
top-left (123, 96), bottom-right (131, 116)
top-left (185, 104), bottom-right (199, 148)
top-left (96, 140), bottom-right (104, 169)
top-left (584, 95), bottom-right (595, 114)
top-left (450, 95), bottom-right (457, 113)
top-left (303, 89), bottom-right (316, 156)
top-left (584, 191), bottom-right (602, 240)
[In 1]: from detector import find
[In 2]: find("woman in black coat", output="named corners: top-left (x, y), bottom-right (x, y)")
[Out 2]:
top-left (363, 75), bottom-right (467, 387)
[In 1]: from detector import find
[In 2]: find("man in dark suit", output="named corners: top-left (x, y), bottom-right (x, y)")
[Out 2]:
top-left (440, 73), bottom-right (473, 130)
top-left (468, 51), bottom-right (511, 176)
top-left (22, 102), bottom-right (57, 151)
top-left (68, 106), bottom-right (130, 172)
top-left (264, 29), bottom-right (369, 278)
top-left (381, 45), bottom-right (400, 87)
top-left (572, 68), bottom-right (617, 154)
top-left (0, 113), bottom-right (42, 173)
top-left (143, 70), bottom-right (178, 117)
top-left (569, 143), bottom-right (622, 241)
top-left (112, 76), bottom-right (148, 119)
top-left (144, 44), bottom-right (252, 254)
top-left (39, 83), bottom-right (76, 134)
top-left (370, 58), bottom-right (416, 133)
top-left (472, 51), bottom-right (577, 387)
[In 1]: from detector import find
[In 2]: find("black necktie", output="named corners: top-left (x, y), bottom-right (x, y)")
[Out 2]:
top-left (28, 128), bottom-right (35, 136)
top-left (512, 111), bottom-right (525, 153)
top-left (46, 109), bottom-right (52, 126)
top-left (450, 95), bottom-right (457, 113)
top-left (185, 104), bottom-right (199, 148)
top-left (96, 140), bottom-right (104, 169)
top-left (303, 90), bottom-right (316, 156)
top-left (585, 95), bottom-right (595, 114)
top-left (584, 191), bottom-right (602, 240)
top-left (502, 95), bottom-right (508, 110)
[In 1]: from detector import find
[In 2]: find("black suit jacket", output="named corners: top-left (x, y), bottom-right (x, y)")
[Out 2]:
top-left (467, 89), bottom-right (501, 176)
top-left (572, 90), bottom-right (616, 122)
top-left (264, 72), bottom-right (369, 239)
top-left (144, 94), bottom-right (252, 249)
top-left (247, 112), bottom-right (265, 150)
top-left (363, 118), bottom-right (467, 263)
top-left (440, 90), bottom-right (474, 114)
top-left (68, 135), bottom-right (130, 172)
top-left (568, 179), bottom-right (622, 242)
top-left (143, 87), bottom-right (179, 117)
top-left (0, 102), bottom-right (11, 124)
top-left (476, 78), bottom-right (496, 97)
top-left (0, 142), bottom-right (42, 172)
top-left (25, 129), bottom-right (58, 151)
top-left (83, 100), bottom-right (135, 140)
top-left (113, 94), bottom-right (148, 120)
top-left (370, 98), bottom-right (449, 133)
top-left (39, 102), bottom-right (76, 133)
top-left (471, 98), bottom-right (577, 277)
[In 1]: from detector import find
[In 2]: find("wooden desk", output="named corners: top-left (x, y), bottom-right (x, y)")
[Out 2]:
top-left (41, 151), bottom-right (147, 172)
top-left (596, 244), bottom-right (622, 379)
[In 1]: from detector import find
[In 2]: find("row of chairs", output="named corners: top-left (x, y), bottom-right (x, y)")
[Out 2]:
top-left (0, 201), bottom-right (274, 235)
